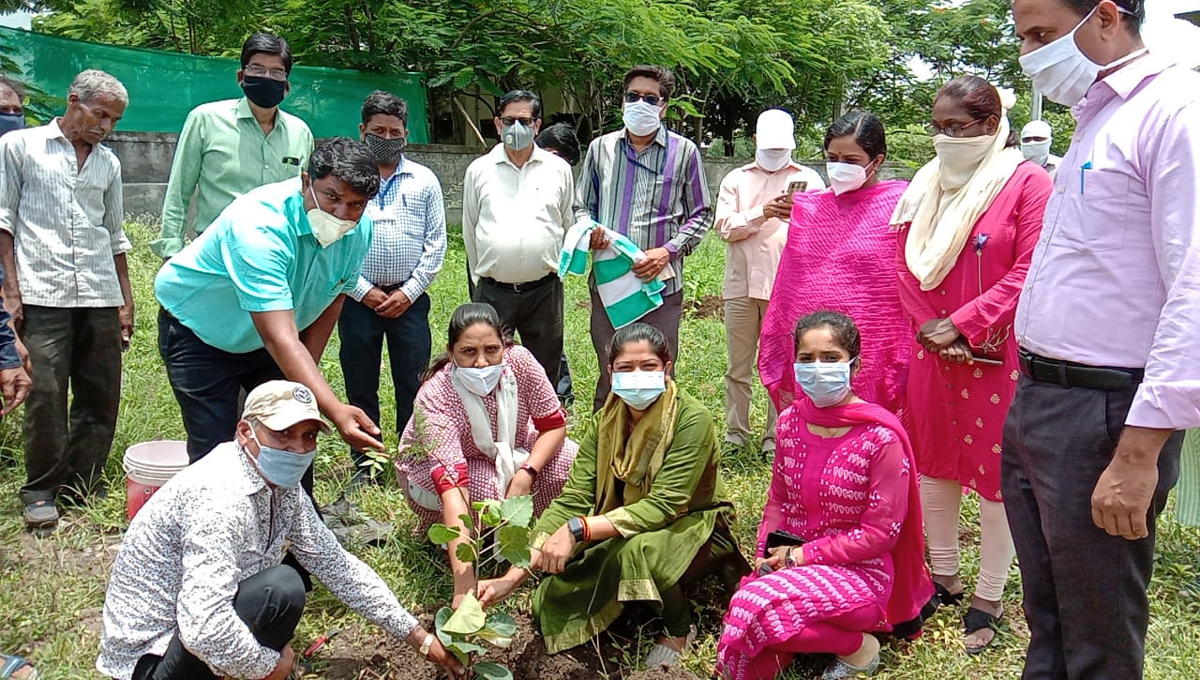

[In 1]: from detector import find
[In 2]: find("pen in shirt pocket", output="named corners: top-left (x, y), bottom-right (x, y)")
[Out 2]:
top-left (1080, 161), bottom-right (1092, 195)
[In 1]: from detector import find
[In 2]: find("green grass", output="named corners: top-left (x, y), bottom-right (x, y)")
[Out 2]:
top-left (1, 220), bottom-right (1198, 678)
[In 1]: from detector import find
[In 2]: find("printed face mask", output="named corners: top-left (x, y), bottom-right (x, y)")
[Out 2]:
top-left (611, 370), bottom-right (666, 410)
top-left (364, 133), bottom-right (405, 164)
top-left (793, 359), bottom-right (855, 408)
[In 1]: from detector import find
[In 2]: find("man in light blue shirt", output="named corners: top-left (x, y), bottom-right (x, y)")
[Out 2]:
top-left (155, 138), bottom-right (384, 471)
top-left (339, 91), bottom-right (445, 485)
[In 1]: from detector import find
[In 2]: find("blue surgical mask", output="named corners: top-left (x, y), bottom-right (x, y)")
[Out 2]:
top-left (248, 431), bottom-right (316, 488)
top-left (0, 112), bottom-right (24, 136)
top-left (794, 359), bottom-right (855, 408)
top-left (612, 370), bottom-right (666, 410)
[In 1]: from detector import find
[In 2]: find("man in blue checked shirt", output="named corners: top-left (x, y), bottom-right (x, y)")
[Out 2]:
top-left (339, 91), bottom-right (446, 485)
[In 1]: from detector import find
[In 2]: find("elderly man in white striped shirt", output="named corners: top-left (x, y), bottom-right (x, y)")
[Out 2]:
top-left (0, 69), bottom-right (135, 533)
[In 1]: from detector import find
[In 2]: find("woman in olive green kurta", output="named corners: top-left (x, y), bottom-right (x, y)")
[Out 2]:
top-left (478, 323), bottom-right (747, 663)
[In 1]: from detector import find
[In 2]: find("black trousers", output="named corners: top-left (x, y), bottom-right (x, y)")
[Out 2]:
top-left (472, 275), bottom-right (563, 385)
top-left (1002, 376), bottom-right (1182, 680)
top-left (19, 306), bottom-right (121, 505)
top-left (338, 294), bottom-right (431, 468)
top-left (132, 564), bottom-right (305, 680)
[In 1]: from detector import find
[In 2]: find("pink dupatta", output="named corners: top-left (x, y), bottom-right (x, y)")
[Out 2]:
top-left (794, 397), bottom-right (934, 628)
top-left (759, 182), bottom-right (911, 414)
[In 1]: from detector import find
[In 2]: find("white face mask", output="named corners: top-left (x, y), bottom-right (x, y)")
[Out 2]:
top-left (611, 370), bottom-right (666, 410)
top-left (756, 148), bottom-right (791, 173)
top-left (1018, 5), bottom-right (1147, 107)
top-left (1021, 139), bottom-right (1052, 166)
top-left (307, 184), bottom-right (359, 248)
top-left (826, 161), bottom-right (871, 195)
top-left (453, 362), bottom-right (505, 396)
top-left (932, 134), bottom-right (994, 190)
top-left (622, 100), bottom-right (663, 137)
top-left (793, 359), bottom-right (855, 408)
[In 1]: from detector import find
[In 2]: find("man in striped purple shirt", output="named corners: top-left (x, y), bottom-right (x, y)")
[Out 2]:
top-left (575, 65), bottom-right (714, 410)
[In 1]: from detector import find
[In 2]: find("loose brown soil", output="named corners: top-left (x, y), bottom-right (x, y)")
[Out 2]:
top-left (312, 610), bottom-right (702, 679)
top-left (683, 296), bottom-right (722, 320)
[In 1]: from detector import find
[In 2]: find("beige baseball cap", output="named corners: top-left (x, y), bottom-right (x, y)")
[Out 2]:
top-left (243, 380), bottom-right (331, 433)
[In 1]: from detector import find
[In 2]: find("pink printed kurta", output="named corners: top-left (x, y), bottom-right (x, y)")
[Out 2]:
top-left (897, 163), bottom-right (1051, 501)
top-left (395, 345), bottom-right (578, 528)
top-left (716, 413), bottom-right (910, 679)
top-left (758, 181), bottom-right (911, 415)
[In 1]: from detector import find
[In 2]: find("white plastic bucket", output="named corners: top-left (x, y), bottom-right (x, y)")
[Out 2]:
top-left (123, 440), bottom-right (189, 519)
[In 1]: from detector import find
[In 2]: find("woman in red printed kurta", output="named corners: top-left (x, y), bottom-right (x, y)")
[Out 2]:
top-left (396, 303), bottom-right (577, 607)
top-left (890, 77), bottom-right (1051, 652)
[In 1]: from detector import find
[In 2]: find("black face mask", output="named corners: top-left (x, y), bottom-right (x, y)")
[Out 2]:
top-left (363, 133), bottom-right (406, 165)
top-left (241, 75), bottom-right (287, 109)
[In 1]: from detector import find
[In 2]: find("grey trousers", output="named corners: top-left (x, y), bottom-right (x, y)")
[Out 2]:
top-left (1002, 375), bottom-right (1182, 680)
top-left (19, 306), bottom-right (122, 504)
top-left (589, 289), bottom-right (681, 411)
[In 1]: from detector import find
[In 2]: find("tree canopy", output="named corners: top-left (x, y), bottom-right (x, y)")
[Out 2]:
top-left (1, 0), bottom-right (1074, 165)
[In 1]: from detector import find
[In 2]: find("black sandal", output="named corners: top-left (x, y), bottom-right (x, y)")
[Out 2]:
top-left (963, 606), bottom-right (1002, 654)
top-left (920, 581), bottom-right (965, 620)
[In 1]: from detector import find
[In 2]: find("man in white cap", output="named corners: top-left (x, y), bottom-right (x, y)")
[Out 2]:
top-left (97, 380), bottom-right (465, 680)
top-left (714, 108), bottom-right (823, 455)
top-left (1020, 120), bottom-right (1061, 178)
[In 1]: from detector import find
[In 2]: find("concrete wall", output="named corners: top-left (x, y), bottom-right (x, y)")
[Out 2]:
top-left (104, 131), bottom-right (914, 223)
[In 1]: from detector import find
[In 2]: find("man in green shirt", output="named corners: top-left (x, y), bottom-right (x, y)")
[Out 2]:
top-left (155, 138), bottom-right (384, 471)
top-left (151, 33), bottom-right (314, 259)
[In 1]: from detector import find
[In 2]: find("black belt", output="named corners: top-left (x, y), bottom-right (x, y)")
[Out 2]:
top-left (479, 272), bottom-right (557, 293)
top-left (1018, 349), bottom-right (1143, 391)
top-left (378, 283), bottom-right (404, 293)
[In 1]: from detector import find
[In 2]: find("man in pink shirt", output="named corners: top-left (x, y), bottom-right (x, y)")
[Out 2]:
top-left (714, 109), bottom-right (822, 455)
top-left (1007, 1), bottom-right (1200, 678)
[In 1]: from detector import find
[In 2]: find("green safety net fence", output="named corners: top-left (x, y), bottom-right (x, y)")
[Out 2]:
top-left (0, 26), bottom-right (429, 142)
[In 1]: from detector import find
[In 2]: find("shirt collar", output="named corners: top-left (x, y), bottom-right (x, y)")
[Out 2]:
top-left (47, 118), bottom-right (68, 141)
top-left (623, 125), bottom-right (668, 149)
top-left (236, 97), bottom-right (255, 119)
top-left (231, 441), bottom-right (269, 496)
top-left (1082, 51), bottom-right (1170, 110)
top-left (490, 142), bottom-right (543, 169)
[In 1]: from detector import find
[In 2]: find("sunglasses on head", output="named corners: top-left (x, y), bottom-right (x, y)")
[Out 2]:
top-left (623, 92), bottom-right (663, 106)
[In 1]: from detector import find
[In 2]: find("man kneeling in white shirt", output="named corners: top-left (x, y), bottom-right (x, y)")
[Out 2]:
top-left (97, 381), bottom-right (464, 680)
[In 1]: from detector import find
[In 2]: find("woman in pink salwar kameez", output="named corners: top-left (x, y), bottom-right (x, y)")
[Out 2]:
top-left (891, 76), bottom-right (1051, 652)
top-left (717, 312), bottom-right (932, 680)
top-left (758, 112), bottom-right (910, 416)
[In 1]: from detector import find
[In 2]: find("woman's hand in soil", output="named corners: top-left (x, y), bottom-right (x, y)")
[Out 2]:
top-left (540, 524), bottom-right (576, 574)
top-left (478, 568), bottom-right (527, 607)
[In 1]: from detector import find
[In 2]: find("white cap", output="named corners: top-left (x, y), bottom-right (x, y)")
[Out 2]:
top-left (1021, 120), bottom-right (1052, 141)
top-left (243, 380), bottom-right (330, 433)
top-left (755, 109), bottom-right (796, 150)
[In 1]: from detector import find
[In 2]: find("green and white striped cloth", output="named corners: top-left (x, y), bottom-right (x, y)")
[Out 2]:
top-left (1177, 429), bottom-right (1200, 526)
top-left (559, 220), bottom-right (665, 329)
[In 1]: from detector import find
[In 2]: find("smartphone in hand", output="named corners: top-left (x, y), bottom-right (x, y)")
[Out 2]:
top-left (785, 180), bottom-right (807, 196)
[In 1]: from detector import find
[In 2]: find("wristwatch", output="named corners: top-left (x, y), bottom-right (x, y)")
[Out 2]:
top-left (419, 632), bottom-right (435, 657)
top-left (519, 463), bottom-right (539, 480)
top-left (567, 516), bottom-right (585, 543)
top-left (784, 546), bottom-right (800, 569)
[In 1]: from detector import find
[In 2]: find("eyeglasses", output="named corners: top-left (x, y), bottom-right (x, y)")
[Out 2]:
top-left (499, 116), bottom-right (536, 127)
top-left (624, 92), bottom-right (663, 106)
top-left (244, 65), bottom-right (289, 81)
top-left (926, 119), bottom-right (984, 138)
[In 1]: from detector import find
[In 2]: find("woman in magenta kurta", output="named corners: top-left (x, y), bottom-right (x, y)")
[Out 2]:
top-left (759, 112), bottom-right (910, 416)
top-left (891, 76), bottom-right (1051, 652)
top-left (718, 312), bottom-right (932, 680)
